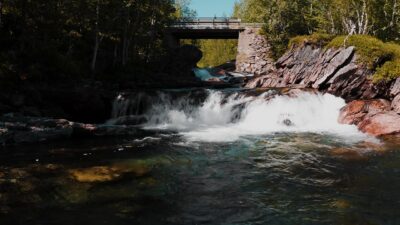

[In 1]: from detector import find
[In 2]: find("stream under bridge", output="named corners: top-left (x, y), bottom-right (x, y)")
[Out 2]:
top-left (166, 18), bottom-right (271, 75)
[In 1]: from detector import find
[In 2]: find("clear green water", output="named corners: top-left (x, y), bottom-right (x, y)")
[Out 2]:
top-left (0, 133), bottom-right (399, 225)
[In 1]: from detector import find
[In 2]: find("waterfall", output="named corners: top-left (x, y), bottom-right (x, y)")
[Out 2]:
top-left (109, 89), bottom-right (368, 142)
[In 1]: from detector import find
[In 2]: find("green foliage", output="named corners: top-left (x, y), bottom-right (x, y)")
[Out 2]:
top-left (0, 0), bottom-right (177, 82)
top-left (289, 33), bottom-right (334, 48)
top-left (197, 40), bottom-right (238, 68)
top-left (233, 0), bottom-right (269, 22)
top-left (374, 43), bottom-right (400, 82)
top-left (236, 0), bottom-right (400, 59)
top-left (325, 35), bottom-right (400, 82)
top-left (174, 0), bottom-right (196, 19)
top-left (327, 35), bottom-right (391, 69)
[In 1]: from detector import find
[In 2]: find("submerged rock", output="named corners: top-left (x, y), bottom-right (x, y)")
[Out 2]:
top-left (330, 148), bottom-right (368, 161)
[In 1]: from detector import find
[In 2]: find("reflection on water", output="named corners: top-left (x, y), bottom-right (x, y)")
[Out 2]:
top-left (0, 133), bottom-right (399, 225)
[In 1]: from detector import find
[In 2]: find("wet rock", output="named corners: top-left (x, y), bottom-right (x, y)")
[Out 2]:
top-left (282, 119), bottom-right (293, 126)
top-left (358, 112), bottom-right (400, 136)
top-left (0, 116), bottom-right (139, 145)
top-left (69, 166), bottom-right (124, 183)
top-left (69, 163), bottom-right (151, 183)
top-left (0, 116), bottom-right (73, 144)
top-left (338, 99), bottom-right (391, 125)
top-left (338, 99), bottom-right (400, 136)
top-left (72, 123), bottom-right (138, 137)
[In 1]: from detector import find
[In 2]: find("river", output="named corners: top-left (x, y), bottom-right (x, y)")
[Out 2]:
top-left (0, 88), bottom-right (399, 225)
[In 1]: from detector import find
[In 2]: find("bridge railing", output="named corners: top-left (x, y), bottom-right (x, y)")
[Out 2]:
top-left (171, 17), bottom-right (264, 29)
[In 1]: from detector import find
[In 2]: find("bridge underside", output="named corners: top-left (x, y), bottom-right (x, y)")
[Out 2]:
top-left (169, 29), bottom-right (242, 39)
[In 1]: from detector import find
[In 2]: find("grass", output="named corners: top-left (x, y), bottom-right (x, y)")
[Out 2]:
top-left (289, 33), bottom-right (334, 48)
top-left (289, 34), bottom-right (400, 82)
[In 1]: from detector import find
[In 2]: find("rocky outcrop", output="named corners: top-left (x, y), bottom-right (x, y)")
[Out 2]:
top-left (338, 99), bottom-right (400, 136)
top-left (0, 115), bottom-right (139, 145)
top-left (236, 28), bottom-right (275, 75)
top-left (245, 44), bottom-right (391, 102)
top-left (246, 43), bottom-right (400, 137)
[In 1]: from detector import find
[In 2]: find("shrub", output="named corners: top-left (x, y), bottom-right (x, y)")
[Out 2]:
top-left (289, 33), bottom-right (334, 48)
top-left (326, 35), bottom-right (391, 69)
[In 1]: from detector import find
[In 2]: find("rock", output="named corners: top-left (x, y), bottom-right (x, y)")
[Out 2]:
top-left (338, 99), bottom-right (391, 125)
top-left (0, 116), bottom-right (139, 145)
top-left (390, 78), bottom-right (400, 96)
top-left (245, 45), bottom-right (387, 102)
top-left (358, 111), bottom-right (400, 136)
top-left (69, 166), bottom-right (124, 183)
top-left (392, 94), bottom-right (400, 114)
top-left (312, 47), bottom-right (355, 89)
top-left (236, 28), bottom-right (275, 75)
top-left (338, 99), bottom-right (400, 136)
top-left (72, 123), bottom-right (138, 137)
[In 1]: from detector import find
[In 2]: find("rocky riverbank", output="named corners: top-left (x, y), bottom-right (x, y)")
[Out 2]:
top-left (245, 43), bottom-right (400, 137)
top-left (0, 114), bottom-right (139, 145)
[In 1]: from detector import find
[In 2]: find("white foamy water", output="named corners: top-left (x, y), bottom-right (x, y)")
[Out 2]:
top-left (140, 90), bottom-right (369, 143)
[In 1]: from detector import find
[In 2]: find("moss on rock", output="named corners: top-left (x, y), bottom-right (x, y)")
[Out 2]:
top-left (290, 34), bottom-right (400, 82)
top-left (289, 33), bottom-right (334, 48)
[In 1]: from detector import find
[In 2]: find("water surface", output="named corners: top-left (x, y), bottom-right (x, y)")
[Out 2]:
top-left (1, 89), bottom-right (399, 225)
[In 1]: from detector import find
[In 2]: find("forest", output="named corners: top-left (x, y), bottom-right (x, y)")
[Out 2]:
top-left (0, 0), bottom-right (399, 82)
top-left (0, 0), bottom-right (185, 83)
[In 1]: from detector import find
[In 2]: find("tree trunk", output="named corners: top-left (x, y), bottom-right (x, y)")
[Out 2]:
top-left (91, 0), bottom-right (100, 75)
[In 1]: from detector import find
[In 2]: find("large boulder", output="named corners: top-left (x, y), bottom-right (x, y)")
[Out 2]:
top-left (358, 112), bottom-right (400, 136)
top-left (339, 99), bottom-right (400, 136)
top-left (338, 99), bottom-right (391, 125)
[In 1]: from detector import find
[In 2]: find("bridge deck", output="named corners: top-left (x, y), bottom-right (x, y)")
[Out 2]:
top-left (169, 18), bottom-right (263, 39)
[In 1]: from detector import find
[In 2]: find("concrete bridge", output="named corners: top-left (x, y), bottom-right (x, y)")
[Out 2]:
top-left (166, 18), bottom-right (273, 75)
top-left (168, 17), bottom-right (263, 39)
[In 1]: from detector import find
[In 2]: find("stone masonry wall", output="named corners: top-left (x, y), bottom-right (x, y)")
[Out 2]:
top-left (236, 28), bottom-right (275, 75)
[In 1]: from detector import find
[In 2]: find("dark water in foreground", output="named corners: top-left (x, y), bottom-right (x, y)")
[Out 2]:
top-left (0, 133), bottom-right (400, 225)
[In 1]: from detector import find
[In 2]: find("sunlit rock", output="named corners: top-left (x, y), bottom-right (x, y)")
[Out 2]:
top-left (338, 99), bottom-right (391, 125)
top-left (358, 112), bottom-right (400, 136)
top-left (69, 166), bottom-right (124, 183)
top-left (69, 163), bottom-right (152, 183)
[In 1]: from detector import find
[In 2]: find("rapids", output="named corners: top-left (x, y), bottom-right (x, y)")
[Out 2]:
top-left (109, 89), bottom-right (369, 142)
